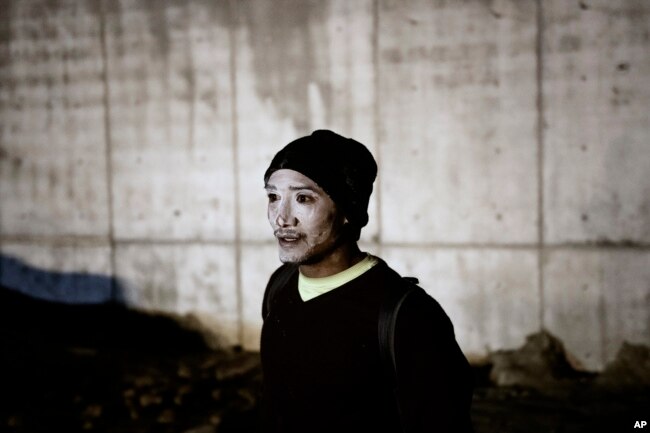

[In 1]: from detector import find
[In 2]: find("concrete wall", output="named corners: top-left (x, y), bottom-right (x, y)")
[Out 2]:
top-left (0, 0), bottom-right (648, 371)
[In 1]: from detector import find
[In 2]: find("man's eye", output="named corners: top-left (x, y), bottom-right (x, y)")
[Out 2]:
top-left (296, 195), bottom-right (312, 204)
top-left (267, 193), bottom-right (279, 203)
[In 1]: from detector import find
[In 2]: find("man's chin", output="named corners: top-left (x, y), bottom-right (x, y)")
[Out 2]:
top-left (278, 251), bottom-right (304, 265)
top-left (279, 251), bottom-right (327, 267)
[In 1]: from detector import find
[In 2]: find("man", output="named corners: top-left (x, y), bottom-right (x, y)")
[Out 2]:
top-left (260, 130), bottom-right (474, 432)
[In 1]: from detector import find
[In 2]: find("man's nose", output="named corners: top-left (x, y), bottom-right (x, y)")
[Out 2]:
top-left (276, 199), bottom-right (296, 227)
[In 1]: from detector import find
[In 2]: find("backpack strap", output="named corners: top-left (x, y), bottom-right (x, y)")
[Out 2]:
top-left (263, 264), bottom-right (298, 320)
top-left (378, 277), bottom-right (420, 385)
top-left (378, 277), bottom-right (420, 433)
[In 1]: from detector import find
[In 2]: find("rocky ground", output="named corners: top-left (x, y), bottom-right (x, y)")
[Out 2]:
top-left (1, 287), bottom-right (648, 433)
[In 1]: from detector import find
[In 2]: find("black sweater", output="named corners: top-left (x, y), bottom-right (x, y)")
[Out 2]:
top-left (261, 259), bottom-right (474, 433)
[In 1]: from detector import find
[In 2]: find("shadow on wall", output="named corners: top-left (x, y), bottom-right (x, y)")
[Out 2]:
top-left (0, 254), bottom-right (125, 305)
top-left (0, 254), bottom-right (261, 433)
top-left (0, 253), bottom-right (207, 352)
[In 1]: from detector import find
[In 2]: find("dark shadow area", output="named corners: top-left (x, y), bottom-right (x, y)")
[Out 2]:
top-left (0, 255), bottom-right (261, 433)
top-left (0, 255), bottom-right (648, 432)
top-left (0, 254), bottom-right (209, 351)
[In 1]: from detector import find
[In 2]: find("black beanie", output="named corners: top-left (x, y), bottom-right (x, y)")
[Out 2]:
top-left (264, 130), bottom-right (377, 230)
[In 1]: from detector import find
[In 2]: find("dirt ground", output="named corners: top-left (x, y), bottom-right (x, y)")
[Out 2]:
top-left (1, 288), bottom-right (648, 433)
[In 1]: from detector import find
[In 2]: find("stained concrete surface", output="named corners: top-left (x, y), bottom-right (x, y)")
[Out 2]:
top-left (2, 285), bottom-right (648, 433)
top-left (1, 0), bottom-right (649, 377)
top-left (378, 0), bottom-right (538, 245)
top-left (543, 0), bottom-right (650, 244)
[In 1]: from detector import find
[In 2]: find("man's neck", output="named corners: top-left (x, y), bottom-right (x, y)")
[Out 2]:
top-left (298, 242), bottom-right (365, 278)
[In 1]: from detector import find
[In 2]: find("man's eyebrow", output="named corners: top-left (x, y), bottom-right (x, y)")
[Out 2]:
top-left (288, 185), bottom-right (317, 192)
top-left (263, 184), bottom-right (317, 192)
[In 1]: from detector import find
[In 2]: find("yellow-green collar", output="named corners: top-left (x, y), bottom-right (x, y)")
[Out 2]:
top-left (298, 254), bottom-right (379, 302)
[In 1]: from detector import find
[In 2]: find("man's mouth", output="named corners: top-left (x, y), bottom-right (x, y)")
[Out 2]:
top-left (275, 231), bottom-right (302, 246)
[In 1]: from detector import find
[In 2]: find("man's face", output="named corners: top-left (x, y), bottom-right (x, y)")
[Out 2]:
top-left (265, 169), bottom-right (346, 264)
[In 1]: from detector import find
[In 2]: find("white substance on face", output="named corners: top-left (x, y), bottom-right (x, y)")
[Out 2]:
top-left (265, 169), bottom-right (345, 265)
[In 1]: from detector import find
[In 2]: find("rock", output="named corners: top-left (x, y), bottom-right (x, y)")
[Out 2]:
top-left (215, 352), bottom-right (261, 382)
top-left (7, 416), bottom-right (20, 427)
top-left (139, 393), bottom-right (163, 407)
top-left (157, 409), bottom-right (175, 424)
top-left (174, 385), bottom-right (192, 405)
top-left (177, 363), bottom-right (192, 379)
top-left (209, 413), bottom-right (222, 426)
top-left (236, 388), bottom-right (257, 410)
top-left (183, 425), bottom-right (217, 433)
top-left (596, 342), bottom-right (650, 389)
top-left (489, 331), bottom-right (582, 389)
top-left (134, 375), bottom-right (154, 388)
top-left (82, 404), bottom-right (102, 418)
top-left (200, 356), bottom-right (218, 370)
